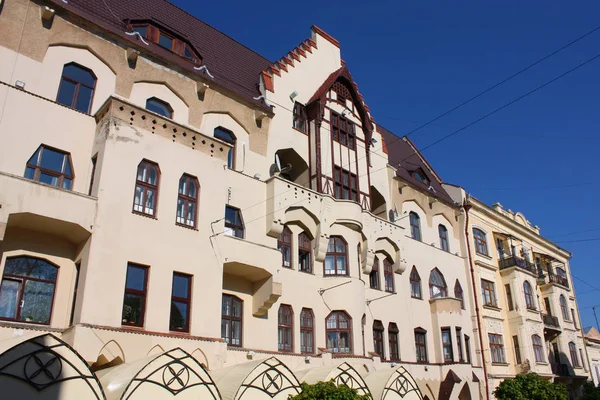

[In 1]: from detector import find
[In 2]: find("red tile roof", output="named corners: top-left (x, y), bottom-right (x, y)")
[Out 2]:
top-left (48, 0), bottom-right (273, 109)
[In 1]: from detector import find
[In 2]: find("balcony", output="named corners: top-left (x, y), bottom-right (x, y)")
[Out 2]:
top-left (498, 255), bottom-right (539, 276)
top-left (547, 274), bottom-right (569, 289)
top-left (543, 314), bottom-right (560, 329)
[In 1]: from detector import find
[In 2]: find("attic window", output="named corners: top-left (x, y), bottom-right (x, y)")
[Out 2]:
top-left (332, 81), bottom-right (352, 106)
top-left (413, 169), bottom-right (429, 185)
top-left (131, 23), bottom-right (199, 64)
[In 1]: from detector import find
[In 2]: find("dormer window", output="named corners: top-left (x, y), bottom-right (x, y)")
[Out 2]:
top-left (413, 169), bottom-right (429, 185)
top-left (131, 23), bottom-right (200, 64)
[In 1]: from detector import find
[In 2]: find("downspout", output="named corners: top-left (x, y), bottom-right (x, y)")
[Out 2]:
top-left (463, 201), bottom-right (490, 400)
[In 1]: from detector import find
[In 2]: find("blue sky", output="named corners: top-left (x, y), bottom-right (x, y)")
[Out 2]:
top-left (173, 0), bottom-right (600, 328)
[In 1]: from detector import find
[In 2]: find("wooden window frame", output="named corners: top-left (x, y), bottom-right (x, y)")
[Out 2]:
top-left (169, 272), bottom-right (192, 333)
top-left (513, 335), bottom-right (522, 364)
top-left (429, 268), bottom-right (448, 299)
top-left (373, 320), bottom-right (385, 359)
top-left (441, 327), bottom-right (454, 363)
top-left (560, 295), bottom-right (570, 321)
top-left (300, 308), bottom-right (315, 354)
top-left (293, 102), bottom-right (307, 133)
top-left (176, 174), bottom-right (199, 228)
top-left (569, 342), bottom-right (580, 367)
top-left (324, 236), bottom-right (349, 277)
top-left (0, 256), bottom-right (58, 326)
top-left (214, 126), bottom-right (236, 169)
top-left (278, 304), bottom-right (294, 352)
top-left (130, 23), bottom-right (200, 64)
top-left (132, 160), bottom-right (160, 217)
top-left (146, 97), bottom-right (174, 119)
top-left (409, 212), bottom-right (421, 241)
top-left (505, 284), bottom-right (514, 311)
top-left (438, 224), bottom-right (449, 251)
top-left (222, 294), bottom-right (243, 347)
top-left (333, 165), bottom-right (358, 202)
top-left (298, 232), bottom-right (312, 273)
top-left (532, 334), bottom-right (544, 363)
top-left (389, 323), bottom-right (400, 361)
top-left (383, 258), bottom-right (395, 293)
top-left (25, 145), bottom-right (74, 190)
top-left (330, 111), bottom-right (356, 150)
top-left (488, 333), bottom-right (506, 364)
top-left (224, 205), bottom-right (244, 239)
top-left (325, 311), bottom-right (353, 354)
top-left (122, 263), bottom-right (149, 328)
top-left (56, 62), bottom-right (96, 114)
top-left (369, 259), bottom-right (380, 290)
top-left (278, 226), bottom-right (292, 268)
top-left (410, 266), bottom-right (422, 299)
top-left (454, 280), bottom-right (464, 309)
top-left (473, 228), bottom-right (488, 256)
top-left (414, 328), bottom-right (428, 363)
top-left (523, 281), bottom-right (536, 310)
top-left (481, 279), bottom-right (498, 307)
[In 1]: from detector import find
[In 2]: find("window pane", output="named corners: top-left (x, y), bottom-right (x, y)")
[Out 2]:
top-left (39, 172), bottom-right (59, 187)
top-left (126, 265), bottom-right (146, 291)
top-left (170, 301), bottom-right (188, 330)
top-left (39, 148), bottom-right (65, 173)
top-left (24, 167), bottom-right (35, 180)
top-left (75, 85), bottom-right (93, 113)
top-left (62, 178), bottom-right (72, 190)
top-left (172, 274), bottom-right (190, 299)
top-left (0, 279), bottom-right (19, 319)
top-left (231, 299), bottom-right (242, 317)
top-left (19, 280), bottom-right (54, 324)
top-left (146, 98), bottom-right (172, 118)
top-left (336, 256), bottom-right (347, 274)
top-left (132, 26), bottom-right (147, 38)
top-left (4, 258), bottom-right (58, 281)
top-left (324, 256), bottom-right (335, 274)
top-left (335, 240), bottom-right (345, 253)
top-left (158, 33), bottom-right (173, 50)
top-left (231, 320), bottom-right (241, 345)
top-left (122, 293), bottom-right (144, 325)
top-left (145, 189), bottom-right (156, 214)
top-left (214, 127), bottom-right (235, 143)
top-left (57, 79), bottom-right (77, 107)
top-left (63, 64), bottom-right (96, 87)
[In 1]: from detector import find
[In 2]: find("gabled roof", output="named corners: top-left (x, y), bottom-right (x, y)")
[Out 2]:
top-left (48, 0), bottom-right (273, 109)
top-left (377, 126), bottom-right (457, 206)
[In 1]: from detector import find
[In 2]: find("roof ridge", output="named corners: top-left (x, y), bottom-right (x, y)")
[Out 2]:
top-left (158, 0), bottom-right (273, 63)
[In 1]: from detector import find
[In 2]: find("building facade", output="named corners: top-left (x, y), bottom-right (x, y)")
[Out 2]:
top-left (0, 0), bottom-right (590, 399)
top-left (584, 327), bottom-right (600, 386)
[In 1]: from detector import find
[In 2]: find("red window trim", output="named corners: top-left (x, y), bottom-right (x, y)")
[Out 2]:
top-left (278, 227), bottom-right (292, 268)
top-left (325, 310), bottom-right (353, 354)
top-left (389, 323), bottom-right (400, 361)
top-left (331, 111), bottom-right (356, 150)
top-left (132, 159), bottom-right (160, 218)
top-left (410, 266), bottom-right (422, 299)
top-left (122, 263), bottom-right (149, 328)
top-left (26, 145), bottom-right (75, 190)
top-left (130, 23), bottom-right (200, 64)
top-left (383, 258), bottom-right (394, 293)
top-left (415, 329), bottom-right (428, 363)
top-left (170, 272), bottom-right (192, 333)
top-left (333, 166), bottom-right (358, 202)
top-left (298, 232), bottom-right (312, 273)
top-left (176, 174), bottom-right (199, 229)
top-left (56, 62), bottom-right (97, 114)
top-left (324, 236), bottom-right (349, 277)
top-left (370, 259), bottom-right (380, 290)
top-left (300, 308), bottom-right (315, 354)
top-left (222, 294), bottom-right (243, 347)
top-left (373, 320), bottom-right (385, 359)
top-left (278, 304), bottom-right (294, 352)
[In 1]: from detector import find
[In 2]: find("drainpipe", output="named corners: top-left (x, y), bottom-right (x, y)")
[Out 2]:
top-left (463, 201), bottom-right (491, 400)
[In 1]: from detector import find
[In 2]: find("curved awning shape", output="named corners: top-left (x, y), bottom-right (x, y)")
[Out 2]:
top-left (0, 333), bottom-right (105, 399)
top-left (365, 366), bottom-right (424, 400)
top-left (212, 356), bottom-right (301, 400)
top-left (98, 348), bottom-right (220, 400)
top-left (297, 362), bottom-right (371, 397)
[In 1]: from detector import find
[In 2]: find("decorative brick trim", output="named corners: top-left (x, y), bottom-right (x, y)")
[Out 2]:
top-left (282, 56), bottom-right (294, 67)
top-left (268, 66), bottom-right (280, 76)
top-left (289, 52), bottom-right (300, 62)
top-left (301, 42), bottom-right (312, 53)
top-left (276, 60), bottom-right (287, 72)
top-left (296, 46), bottom-right (306, 57)
top-left (306, 38), bottom-right (317, 49)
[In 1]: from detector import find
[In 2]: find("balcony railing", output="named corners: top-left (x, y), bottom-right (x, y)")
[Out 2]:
top-left (498, 256), bottom-right (539, 276)
top-left (542, 313), bottom-right (560, 329)
top-left (548, 274), bottom-right (569, 288)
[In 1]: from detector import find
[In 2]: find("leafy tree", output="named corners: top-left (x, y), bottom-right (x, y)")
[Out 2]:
top-left (289, 381), bottom-right (371, 400)
top-left (493, 373), bottom-right (568, 400)
top-left (581, 382), bottom-right (600, 400)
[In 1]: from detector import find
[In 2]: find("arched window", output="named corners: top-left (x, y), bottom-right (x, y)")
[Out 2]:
top-left (383, 258), bottom-right (394, 293)
top-left (221, 294), bottom-right (242, 347)
top-left (569, 342), bottom-right (580, 367)
top-left (214, 126), bottom-right (236, 169)
top-left (133, 160), bottom-right (160, 217)
top-left (429, 268), bottom-right (447, 298)
top-left (523, 281), bottom-right (536, 310)
top-left (369, 259), bottom-right (380, 290)
top-left (300, 308), bottom-right (314, 354)
top-left (409, 212), bottom-right (421, 241)
top-left (438, 224), bottom-right (449, 251)
top-left (560, 295), bottom-right (569, 321)
top-left (410, 266), bottom-right (422, 299)
top-left (224, 205), bottom-right (244, 238)
top-left (454, 280), bottom-right (464, 309)
top-left (473, 228), bottom-right (488, 255)
top-left (326, 311), bottom-right (352, 353)
top-left (145, 97), bottom-right (173, 118)
top-left (0, 256), bottom-right (58, 325)
top-left (278, 227), bottom-right (292, 268)
top-left (388, 323), bottom-right (400, 361)
top-left (56, 62), bottom-right (96, 113)
top-left (176, 174), bottom-right (198, 228)
top-left (24, 145), bottom-right (74, 190)
top-left (532, 334), bottom-right (544, 363)
top-left (324, 236), bottom-right (348, 276)
top-left (278, 305), bottom-right (293, 352)
top-left (373, 320), bottom-right (385, 359)
top-left (298, 232), bottom-right (312, 273)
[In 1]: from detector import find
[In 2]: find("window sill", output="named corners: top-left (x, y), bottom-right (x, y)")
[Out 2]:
top-left (483, 304), bottom-right (501, 311)
top-left (121, 323), bottom-right (144, 329)
top-left (475, 252), bottom-right (493, 260)
top-left (411, 296), bottom-right (423, 300)
top-left (298, 269), bottom-right (314, 275)
top-left (526, 308), bottom-right (539, 314)
top-left (175, 222), bottom-right (198, 231)
top-left (132, 211), bottom-right (157, 220)
top-left (324, 274), bottom-right (351, 278)
top-left (292, 126), bottom-right (308, 135)
top-left (491, 362), bottom-right (509, 366)
top-left (535, 361), bottom-right (549, 365)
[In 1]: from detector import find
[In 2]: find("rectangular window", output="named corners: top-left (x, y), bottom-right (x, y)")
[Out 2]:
top-left (571, 309), bottom-right (578, 328)
top-left (298, 232), bottom-right (312, 273)
top-left (488, 334), bottom-right (506, 364)
top-left (384, 259), bottom-right (394, 293)
top-left (580, 349), bottom-right (586, 371)
top-left (122, 263), bottom-right (148, 327)
top-left (369, 260), bottom-right (380, 290)
top-left (293, 102), bottom-right (307, 133)
top-left (333, 166), bottom-right (358, 202)
top-left (170, 273), bottom-right (191, 332)
top-left (158, 32), bottom-right (175, 50)
top-left (224, 206), bottom-right (244, 238)
top-left (513, 335), bottom-right (522, 364)
top-left (481, 279), bottom-right (497, 307)
top-left (441, 328), bottom-right (453, 363)
top-left (373, 323), bottom-right (385, 359)
top-left (300, 309), bottom-right (314, 354)
top-left (331, 112), bottom-right (355, 149)
top-left (465, 335), bottom-right (471, 364)
top-left (88, 154), bottom-right (97, 196)
top-left (415, 330), bottom-right (428, 363)
top-left (389, 324), bottom-right (400, 361)
top-left (532, 335), bottom-right (545, 363)
top-left (456, 328), bottom-right (463, 362)
top-left (221, 294), bottom-right (242, 347)
top-left (505, 284), bottom-right (514, 311)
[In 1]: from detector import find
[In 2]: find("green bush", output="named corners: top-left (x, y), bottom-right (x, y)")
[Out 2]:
top-left (289, 381), bottom-right (371, 400)
top-left (581, 382), bottom-right (600, 400)
top-left (493, 373), bottom-right (568, 400)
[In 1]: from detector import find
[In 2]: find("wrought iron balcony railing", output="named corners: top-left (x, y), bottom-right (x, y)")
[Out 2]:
top-left (542, 313), bottom-right (560, 329)
top-left (498, 256), bottom-right (539, 276)
top-left (547, 274), bottom-right (569, 288)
